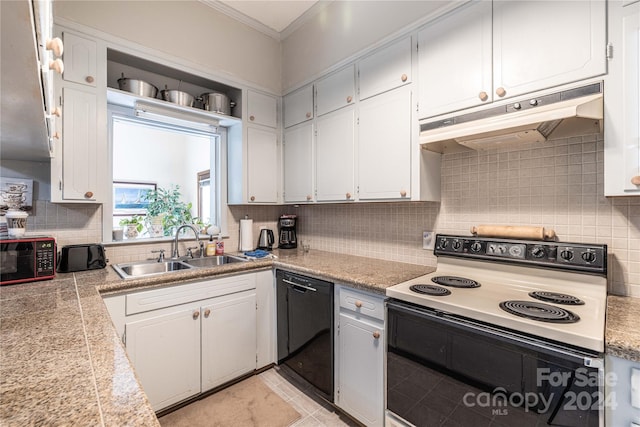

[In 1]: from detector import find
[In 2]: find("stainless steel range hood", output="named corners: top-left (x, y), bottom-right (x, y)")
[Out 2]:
top-left (419, 83), bottom-right (603, 153)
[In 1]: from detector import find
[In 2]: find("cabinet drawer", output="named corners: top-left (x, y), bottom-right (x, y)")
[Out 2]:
top-left (339, 287), bottom-right (385, 320)
top-left (126, 274), bottom-right (256, 315)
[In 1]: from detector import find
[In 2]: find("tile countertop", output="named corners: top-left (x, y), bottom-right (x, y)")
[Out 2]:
top-left (606, 295), bottom-right (640, 363)
top-left (0, 249), bottom-right (434, 426)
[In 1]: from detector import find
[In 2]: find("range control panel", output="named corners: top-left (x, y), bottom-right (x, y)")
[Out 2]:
top-left (434, 234), bottom-right (607, 275)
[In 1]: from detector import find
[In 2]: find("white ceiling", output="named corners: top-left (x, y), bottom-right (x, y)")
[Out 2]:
top-left (200, 0), bottom-right (323, 40)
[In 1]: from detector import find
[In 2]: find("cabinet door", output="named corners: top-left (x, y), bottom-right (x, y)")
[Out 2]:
top-left (493, 0), bottom-right (606, 100)
top-left (338, 313), bottom-right (384, 427)
top-left (315, 107), bottom-right (355, 202)
top-left (284, 85), bottom-right (314, 128)
top-left (622, 2), bottom-right (640, 192)
top-left (358, 87), bottom-right (411, 200)
top-left (126, 306), bottom-right (201, 411)
top-left (62, 31), bottom-right (97, 87)
top-left (359, 36), bottom-right (412, 101)
top-left (60, 86), bottom-right (99, 201)
top-left (247, 90), bottom-right (277, 128)
top-left (201, 290), bottom-right (257, 391)
top-left (418, 1), bottom-right (492, 119)
top-left (316, 65), bottom-right (355, 116)
top-left (283, 123), bottom-right (314, 203)
top-left (247, 127), bottom-right (278, 203)
top-left (256, 270), bottom-right (276, 369)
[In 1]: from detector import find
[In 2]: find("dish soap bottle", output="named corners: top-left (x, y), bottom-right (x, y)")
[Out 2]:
top-left (206, 236), bottom-right (217, 257)
top-left (215, 234), bottom-right (224, 255)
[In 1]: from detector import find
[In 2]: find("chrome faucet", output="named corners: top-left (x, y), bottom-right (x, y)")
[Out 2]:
top-left (172, 224), bottom-right (201, 259)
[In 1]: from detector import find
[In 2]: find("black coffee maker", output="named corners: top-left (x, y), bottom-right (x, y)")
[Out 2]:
top-left (278, 215), bottom-right (297, 249)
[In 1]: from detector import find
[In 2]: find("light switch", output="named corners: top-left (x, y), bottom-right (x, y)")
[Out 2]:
top-left (632, 368), bottom-right (640, 409)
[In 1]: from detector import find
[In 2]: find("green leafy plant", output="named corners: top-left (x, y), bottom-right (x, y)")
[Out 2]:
top-left (118, 215), bottom-right (144, 233)
top-left (143, 185), bottom-right (206, 236)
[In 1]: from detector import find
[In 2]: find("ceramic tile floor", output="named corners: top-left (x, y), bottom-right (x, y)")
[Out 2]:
top-left (257, 367), bottom-right (360, 427)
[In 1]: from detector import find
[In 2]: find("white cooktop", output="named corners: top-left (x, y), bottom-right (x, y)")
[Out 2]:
top-left (386, 257), bottom-right (607, 352)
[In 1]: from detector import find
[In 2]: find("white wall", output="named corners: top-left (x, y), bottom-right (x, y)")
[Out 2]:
top-left (280, 0), bottom-right (451, 92)
top-left (54, 0), bottom-right (282, 93)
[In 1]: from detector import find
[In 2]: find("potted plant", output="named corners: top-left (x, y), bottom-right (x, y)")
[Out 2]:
top-left (143, 185), bottom-right (207, 236)
top-left (119, 215), bottom-right (144, 239)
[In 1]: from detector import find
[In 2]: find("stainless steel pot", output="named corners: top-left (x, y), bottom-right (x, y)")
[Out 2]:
top-left (199, 92), bottom-right (235, 115)
top-left (160, 89), bottom-right (195, 107)
top-left (117, 74), bottom-right (158, 98)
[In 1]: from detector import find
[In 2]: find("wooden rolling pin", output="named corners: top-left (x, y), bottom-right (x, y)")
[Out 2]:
top-left (470, 225), bottom-right (556, 241)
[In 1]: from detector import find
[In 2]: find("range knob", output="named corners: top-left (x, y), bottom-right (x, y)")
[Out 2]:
top-left (560, 250), bottom-right (574, 261)
top-left (452, 240), bottom-right (462, 250)
top-left (513, 102), bottom-right (522, 110)
top-left (582, 251), bottom-right (597, 263)
top-left (529, 99), bottom-right (539, 106)
top-left (470, 241), bottom-right (482, 253)
top-left (439, 238), bottom-right (449, 249)
top-left (531, 246), bottom-right (546, 258)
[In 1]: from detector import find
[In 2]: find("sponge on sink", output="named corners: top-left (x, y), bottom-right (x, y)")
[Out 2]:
top-left (243, 249), bottom-right (270, 258)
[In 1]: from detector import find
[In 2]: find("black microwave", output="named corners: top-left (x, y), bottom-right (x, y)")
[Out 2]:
top-left (0, 236), bottom-right (56, 285)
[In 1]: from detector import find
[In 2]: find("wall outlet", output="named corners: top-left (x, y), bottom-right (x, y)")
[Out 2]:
top-left (423, 231), bottom-right (435, 250)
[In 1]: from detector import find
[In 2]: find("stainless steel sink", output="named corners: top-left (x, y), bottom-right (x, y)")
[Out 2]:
top-left (113, 260), bottom-right (194, 279)
top-left (184, 255), bottom-right (248, 268)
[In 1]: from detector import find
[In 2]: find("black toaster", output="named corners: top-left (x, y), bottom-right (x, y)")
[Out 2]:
top-left (57, 244), bottom-right (107, 273)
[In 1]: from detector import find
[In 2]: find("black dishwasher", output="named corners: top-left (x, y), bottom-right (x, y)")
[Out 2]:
top-left (276, 270), bottom-right (334, 401)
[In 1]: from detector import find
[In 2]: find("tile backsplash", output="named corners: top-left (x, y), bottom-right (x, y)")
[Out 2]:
top-left (22, 133), bottom-right (640, 297)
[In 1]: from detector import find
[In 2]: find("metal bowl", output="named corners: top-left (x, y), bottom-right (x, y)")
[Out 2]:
top-left (117, 77), bottom-right (158, 98)
top-left (160, 89), bottom-right (195, 107)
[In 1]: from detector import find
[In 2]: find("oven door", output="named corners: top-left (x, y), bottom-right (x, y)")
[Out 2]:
top-left (386, 300), bottom-right (603, 427)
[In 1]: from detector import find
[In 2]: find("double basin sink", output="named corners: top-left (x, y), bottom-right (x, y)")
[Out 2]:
top-left (113, 255), bottom-right (249, 280)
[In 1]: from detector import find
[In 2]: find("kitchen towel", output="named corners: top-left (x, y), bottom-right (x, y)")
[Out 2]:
top-left (239, 218), bottom-right (254, 251)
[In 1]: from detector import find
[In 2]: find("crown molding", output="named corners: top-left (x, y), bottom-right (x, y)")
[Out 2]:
top-left (199, 0), bottom-right (331, 41)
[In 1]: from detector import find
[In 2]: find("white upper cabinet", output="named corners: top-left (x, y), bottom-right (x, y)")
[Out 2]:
top-left (418, 0), bottom-right (607, 120)
top-left (284, 84), bottom-right (314, 128)
top-left (62, 31), bottom-right (97, 87)
top-left (316, 65), bottom-right (355, 116)
top-left (358, 36), bottom-right (412, 101)
top-left (246, 127), bottom-right (278, 203)
top-left (493, 0), bottom-right (607, 100)
top-left (316, 107), bottom-right (355, 201)
top-left (358, 86), bottom-right (412, 200)
top-left (283, 123), bottom-right (314, 203)
top-left (247, 90), bottom-right (277, 128)
top-left (605, 0), bottom-right (640, 196)
top-left (418, 1), bottom-right (492, 119)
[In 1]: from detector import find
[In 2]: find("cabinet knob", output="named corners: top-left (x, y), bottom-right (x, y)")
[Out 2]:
top-left (51, 107), bottom-right (62, 117)
top-left (85, 76), bottom-right (95, 84)
top-left (52, 131), bottom-right (60, 140)
top-left (48, 58), bottom-right (64, 74)
top-left (632, 176), bottom-right (640, 186)
top-left (401, 74), bottom-right (408, 82)
top-left (400, 190), bottom-right (407, 197)
top-left (250, 196), bottom-right (255, 202)
top-left (355, 300), bottom-right (363, 308)
top-left (346, 192), bottom-right (352, 200)
top-left (193, 311), bottom-right (200, 320)
top-left (84, 191), bottom-right (93, 199)
top-left (306, 112), bottom-right (312, 119)
top-left (373, 331), bottom-right (381, 340)
top-left (306, 194), bottom-right (312, 201)
top-left (478, 91), bottom-right (488, 102)
top-left (496, 87), bottom-right (507, 97)
top-left (346, 95), bottom-right (353, 103)
top-left (45, 37), bottom-right (64, 57)
top-left (249, 115), bottom-right (255, 121)
top-left (204, 308), bottom-right (211, 318)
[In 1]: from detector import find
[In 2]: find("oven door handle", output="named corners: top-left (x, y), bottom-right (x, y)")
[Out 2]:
top-left (387, 300), bottom-right (601, 366)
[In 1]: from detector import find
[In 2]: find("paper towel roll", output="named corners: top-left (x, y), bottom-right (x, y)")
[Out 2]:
top-left (239, 219), bottom-right (254, 251)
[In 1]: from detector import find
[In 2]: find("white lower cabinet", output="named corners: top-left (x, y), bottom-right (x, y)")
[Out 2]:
top-left (103, 271), bottom-right (271, 412)
top-left (335, 286), bottom-right (385, 427)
